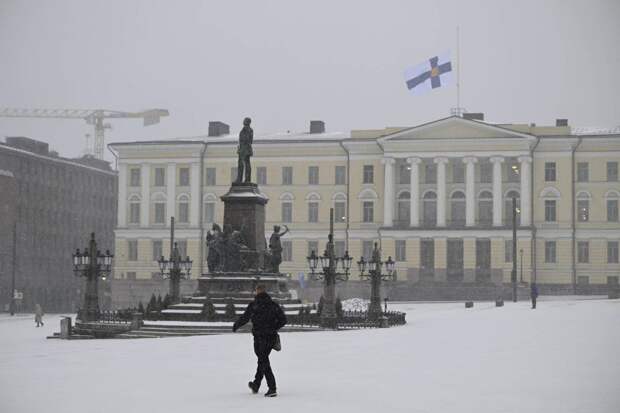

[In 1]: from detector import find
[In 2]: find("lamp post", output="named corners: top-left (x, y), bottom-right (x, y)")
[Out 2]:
top-left (306, 209), bottom-right (352, 329)
top-left (511, 197), bottom-right (518, 302)
top-left (157, 217), bottom-right (192, 304)
top-left (9, 222), bottom-right (17, 316)
top-left (72, 233), bottom-right (114, 322)
top-left (519, 248), bottom-right (524, 283)
top-left (357, 242), bottom-right (396, 318)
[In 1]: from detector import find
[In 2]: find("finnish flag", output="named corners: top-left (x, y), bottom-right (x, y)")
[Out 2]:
top-left (404, 53), bottom-right (453, 95)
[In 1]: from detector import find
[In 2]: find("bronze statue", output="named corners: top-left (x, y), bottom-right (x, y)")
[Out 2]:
top-left (206, 224), bottom-right (222, 272)
top-left (268, 225), bottom-right (289, 273)
top-left (235, 117), bottom-right (253, 183)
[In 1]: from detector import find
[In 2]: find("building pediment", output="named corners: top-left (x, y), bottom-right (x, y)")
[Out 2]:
top-left (379, 116), bottom-right (536, 143)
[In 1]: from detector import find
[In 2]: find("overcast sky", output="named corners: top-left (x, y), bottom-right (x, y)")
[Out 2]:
top-left (1, 0), bottom-right (619, 163)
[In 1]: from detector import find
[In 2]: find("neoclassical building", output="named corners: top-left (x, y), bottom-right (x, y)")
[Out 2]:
top-left (109, 116), bottom-right (620, 296)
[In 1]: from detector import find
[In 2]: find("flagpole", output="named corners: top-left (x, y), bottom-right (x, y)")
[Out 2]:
top-left (456, 25), bottom-right (461, 116)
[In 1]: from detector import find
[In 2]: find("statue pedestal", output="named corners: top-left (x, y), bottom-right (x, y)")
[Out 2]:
top-left (168, 181), bottom-right (299, 313)
top-left (197, 272), bottom-right (292, 301)
top-left (221, 183), bottom-right (268, 269)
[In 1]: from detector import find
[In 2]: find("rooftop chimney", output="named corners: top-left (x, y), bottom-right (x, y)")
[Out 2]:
top-left (208, 121), bottom-right (230, 137)
top-left (463, 113), bottom-right (484, 121)
top-left (310, 120), bottom-right (325, 134)
top-left (556, 119), bottom-right (568, 127)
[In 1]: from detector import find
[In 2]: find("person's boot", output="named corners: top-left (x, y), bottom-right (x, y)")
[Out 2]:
top-left (248, 381), bottom-right (259, 394)
top-left (264, 388), bottom-right (277, 397)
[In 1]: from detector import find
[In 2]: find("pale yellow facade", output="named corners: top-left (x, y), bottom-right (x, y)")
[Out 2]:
top-left (109, 117), bottom-right (620, 290)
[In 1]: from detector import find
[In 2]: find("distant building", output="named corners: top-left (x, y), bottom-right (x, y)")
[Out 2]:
top-left (109, 116), bottom-right (620, 302)
top-left (0, 137), bottom-right (117, 312)
top-left (0, 169), bottom-right (18, 306)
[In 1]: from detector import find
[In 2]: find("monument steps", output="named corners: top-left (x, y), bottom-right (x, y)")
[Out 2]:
top-left (159, 295), bottom-right (306, 320)
top-left (118, 323), bottom-right (323, 339)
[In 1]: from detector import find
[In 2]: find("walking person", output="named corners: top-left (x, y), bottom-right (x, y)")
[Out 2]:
top-left (233, 285), bottom-right (287, 397)
top-left (531, 282), bottom-right (539, 309)
top-left (34, 303), bottom-right (44, 327)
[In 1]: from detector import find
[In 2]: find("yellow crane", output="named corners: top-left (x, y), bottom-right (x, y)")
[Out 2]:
top-left (0, 108), bottom-right (169, 159)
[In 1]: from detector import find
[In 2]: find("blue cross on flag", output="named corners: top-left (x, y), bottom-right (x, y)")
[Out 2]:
top-left (404, 53), bottom-right (453, 95)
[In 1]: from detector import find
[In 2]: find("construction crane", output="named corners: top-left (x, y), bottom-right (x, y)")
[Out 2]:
top-left (0, 108), bottom-right (169, 159)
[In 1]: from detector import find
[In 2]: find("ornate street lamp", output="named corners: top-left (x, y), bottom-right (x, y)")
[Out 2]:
top-left (306, 208), bottom-right (352, 329)
top-left (72, 233), bottom-right (114, 322)
top-left (157, 217), bottom-right (193, 304)
top-left (357, 242), bottom-right (396, 318)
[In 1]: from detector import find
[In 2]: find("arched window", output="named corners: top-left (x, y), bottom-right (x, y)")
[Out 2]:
top-left (422, 191), bottom-right (437, 227)
top-left (397, 191), bottom-right (411, 224)
top-left (576, 191), bottom-right (591, 222)
top-left (450, 191), bottom-right (466, 227)
top-left (605, 190), bottom-right (620, 222)
top-left (203, 193), bottom-right (217, 224)
top-left (478, 191), bottom-right (493, 226)
top-left (504, 190), bottom-right (520, 225)
top-left (306, 193), bottom-right (320, 223)
top-left (359, 189), bottom-right (378, 223)
top-left (280, 192), bottom-right (294, 223)
top-left (128, 194), bottom-right (141, 224)
top-left (177, 194), bottom-right (190, 223)
top-left (332, 193), bottom-right (347, 223)
top-left (151, 192), bottom-right (167, 224)
top-left (539, 187), bottom-right (559, 223)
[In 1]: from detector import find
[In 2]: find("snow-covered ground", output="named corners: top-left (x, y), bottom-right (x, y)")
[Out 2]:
top-left (1, 299), bottom-right (619, 413)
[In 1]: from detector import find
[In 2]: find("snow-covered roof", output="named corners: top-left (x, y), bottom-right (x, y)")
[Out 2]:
top-left (111, 130), bottom-right (350, 147)
top-left (571, 126), bottom-right (620, 136)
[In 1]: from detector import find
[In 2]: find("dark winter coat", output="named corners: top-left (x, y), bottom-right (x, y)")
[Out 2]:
top-left (233, 292), bottom-right (287, 336)
top-left (531, 283), bottom-right (539, 298)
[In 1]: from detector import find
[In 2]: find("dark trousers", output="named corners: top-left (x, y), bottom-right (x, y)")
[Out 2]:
top-left (531, 297), bottom-right (537, 309)
top-left (237, 156), bottom-right (251, 183)
top-left (253, 334), bottom-right (276, 390)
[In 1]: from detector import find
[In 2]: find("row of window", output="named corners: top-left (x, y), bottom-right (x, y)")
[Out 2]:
top-left (542, 240), bottom-right (619, 264)
top-left (125, 237), bottom-right (619, 267)
top-left (544, 161), bottom-right (618, 182)
top-left (126, 195), bottom-right (620, 226)
top-left (129, 166), bottom-right (192, 187)
top-left (128, 165), bottom-right (349, 187)
top-left (128, 160), bottom-right (620, 190)
top-left (545, 198), bottom-right (619, 223)
top-left (394, 159), bottom-right (521, 185)
top-left (127, 196), bottom-right (349, 225)
top-left (391, 160), bottom-right (618, 185)
top-left (576, 198), bottom-right (619, 222)
top-left (417, 239), bottom-right (620, 272)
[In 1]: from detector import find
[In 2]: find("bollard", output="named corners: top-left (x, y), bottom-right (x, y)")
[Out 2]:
top-left (465, 301), bottom-right (474, 308)
top-left (60, 317), bottom-right (72, 339)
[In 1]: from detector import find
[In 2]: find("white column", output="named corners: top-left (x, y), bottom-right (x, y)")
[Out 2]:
top-left (518, 155), bottom-right (532, 226)
top-left (166, 163), bottom-right (176, 226)
top-left (382, 157), bottom-right (396, 227)
top-left (140, 164), bottom-right (150, 227)
top-left (490, 156), bottom-right (504, 227)
top-left (407, 157), bottom-right (422, 227)
top-left (463, 156), bottom-right (478, 227)
top-left (117, 163), bottom-right (127, 227)
top-left (434, 157), bottom-right (448, 227)
top-left (190, 163), bottom-right (200, 226)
